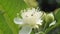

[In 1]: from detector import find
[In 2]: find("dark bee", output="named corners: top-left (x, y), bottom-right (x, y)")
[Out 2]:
top-left (37, 0), bottom-right (60, 12)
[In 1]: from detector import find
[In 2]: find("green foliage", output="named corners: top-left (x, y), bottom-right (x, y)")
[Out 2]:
top-left (0, 0), bottom-right (27, 34)
top-left (54, 8), bottom-right (60, 21)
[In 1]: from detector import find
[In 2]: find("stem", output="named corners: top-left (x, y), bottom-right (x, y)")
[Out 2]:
top-left (44, 21), bottom-right (60, 34)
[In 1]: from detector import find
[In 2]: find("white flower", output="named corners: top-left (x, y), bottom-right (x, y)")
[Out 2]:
top-left (14, 8), bottom-right (43, 34)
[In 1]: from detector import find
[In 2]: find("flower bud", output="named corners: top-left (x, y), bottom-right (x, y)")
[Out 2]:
top-left (45, 13), bottom-right (54, 23)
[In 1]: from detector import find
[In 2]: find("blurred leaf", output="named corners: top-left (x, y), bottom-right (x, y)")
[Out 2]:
top-left (44, 20), bottom-right (60, 34)
top-left (0, 29), bottom-right (3, 34)
top-left (47, 26), bottom-right (60, 34)
top-left (0, 12), bottom-right (13, 34)
top-left (0, 0), bottom-right (28, 34)
top-left (54, 8), bottom-right (60, 21)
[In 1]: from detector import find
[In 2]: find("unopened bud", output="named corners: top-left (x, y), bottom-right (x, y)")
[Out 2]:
top-left (45, 13), bottom-right (54, 23)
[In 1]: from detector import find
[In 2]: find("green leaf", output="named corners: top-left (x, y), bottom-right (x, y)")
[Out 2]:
top-left (54, 8), bottom-right (60, 21)
top-left (0, 0), bottom-right (28, 34)
top-left (0, 29), bottom-right (4, 34)
top-left (0, 13), bottom-right (13, 34)
top-left (44, 20), bottom-right (60, 34)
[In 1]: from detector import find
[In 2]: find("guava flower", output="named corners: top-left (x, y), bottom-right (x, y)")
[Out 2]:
top-left (14, 8), bottom-right (43, 34)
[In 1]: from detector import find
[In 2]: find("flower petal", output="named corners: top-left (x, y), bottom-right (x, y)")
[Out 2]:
top-left (36, 19), bottom-right (43, 25)
top-left (14, 17), bottom-right (23, 24)
top-left (49, 21), bottom-right (56, 27)
top-left (19, 26), bottom-right (32, 34)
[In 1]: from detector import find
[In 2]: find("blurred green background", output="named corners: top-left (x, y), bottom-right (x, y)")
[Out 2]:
top-left (0, 0), bottom-right (28, 34)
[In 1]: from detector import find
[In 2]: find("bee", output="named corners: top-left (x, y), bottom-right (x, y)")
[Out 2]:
top-left (37, 0), bottom-right (60, 12)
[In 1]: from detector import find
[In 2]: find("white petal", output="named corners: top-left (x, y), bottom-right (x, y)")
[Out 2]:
top-left (48, 12), bottom-right (54, 17)
top-left (14, 17), bottom-right (23, 24)
top-left (36, 19), bottom-right (43, 25)
top-left (49, 21), bottom-right (56, 27)
top-left (19, 26), bottom-right (32, 34)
